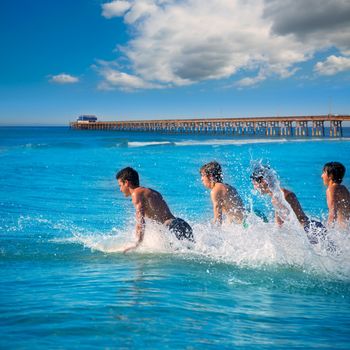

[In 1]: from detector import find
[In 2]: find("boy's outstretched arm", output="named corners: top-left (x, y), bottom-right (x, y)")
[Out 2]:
top-left (123, 192), bottom-right (145, 253)
top-left (211, 189), bottom-right (223, 225)
top-left (284, 192), bottom-right (309, 225)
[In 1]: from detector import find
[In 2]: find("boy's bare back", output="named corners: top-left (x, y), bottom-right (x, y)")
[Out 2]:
top-left (132, 187), bottom-right (175, 224)
top-left (322, 162), bottom-right (350, 228)
top-left (326, 183), bottom-right (350, 227)
top-left (211, 183), bottom-right (245, 224)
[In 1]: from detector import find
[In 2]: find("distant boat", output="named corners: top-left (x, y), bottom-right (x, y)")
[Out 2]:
top-left (76, 115), bottom-right (97, 123)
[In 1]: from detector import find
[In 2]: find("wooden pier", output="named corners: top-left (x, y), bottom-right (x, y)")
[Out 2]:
top-left (70, 115), bottom-right (350, 137)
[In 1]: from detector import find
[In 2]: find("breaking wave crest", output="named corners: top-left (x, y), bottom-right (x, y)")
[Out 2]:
top-left (127, 141), bottom-right (175, 147)
top-left (69, 217), bottom-right (350, 281)
top-left (6, 213), bottom-right (350, 281)
top-left (124, 138), bottom-right (350, 148)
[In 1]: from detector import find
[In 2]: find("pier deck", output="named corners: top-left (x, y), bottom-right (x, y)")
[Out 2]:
top-left (70, 115), bottom-right (350, 137)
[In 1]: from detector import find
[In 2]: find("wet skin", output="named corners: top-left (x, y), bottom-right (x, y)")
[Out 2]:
top-left (321, 171), bottom-right (350, 227)
top-left (118, 179), bottom-right (175, 253)
top-left (201, 173), bottom-right (245, 225)
top-left (252, 178), bottom-right (308, 226)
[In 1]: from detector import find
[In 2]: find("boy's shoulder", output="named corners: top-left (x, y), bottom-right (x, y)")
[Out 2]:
top-left (132, 186), bottom-right (151, 198)
top-left (281, 188), bottom-right (295, 198)
top-left (281, 188), bottom-right (299, 204)
top-left (210, 182), bottom-right (227, 196)
top-left (213, 182), bottom-right (231, 192)
top-left (211, 183), bottom-right (238, 198)
top-left (328, 183), bottom-right (350, 195)
top-left (133, 186), bottom-right (146, 193)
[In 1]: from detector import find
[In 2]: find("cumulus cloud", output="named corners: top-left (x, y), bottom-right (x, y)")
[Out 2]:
top-left (264, 0), bottom-right (350, 55)
top-left (102, 1), bottom-right (132, 18)
top-left (97, 61), bottom-right (162, 90)
top-left (49, 73), bottom-right (79, 84)
top-left (102, 0), bottom-right (159, 23)
top-left (235, 74), bottom-right (267, 88)
top-left (99, 0), bottom-right (350, 90)
top-left (314, 55), bottom-right (350, 76)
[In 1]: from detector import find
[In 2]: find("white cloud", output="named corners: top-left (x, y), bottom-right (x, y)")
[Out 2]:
top-left (314, 55), bottom-right (350, 76)
top-left (102, 1), bottom-right (132, 18)
top-left (99, 0), bottom-right (350, 90)
top-left (236, 74), bottom-right (266, 88)
top-left (97, 63), bottom-right (162, 90)
top-left (124, 0), bottom-right (158, 24)
top-left (49, 73), bottom-right (79, 84)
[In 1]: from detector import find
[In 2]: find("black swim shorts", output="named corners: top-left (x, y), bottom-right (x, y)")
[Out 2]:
top-left (168, 218), bottom-right (194, 242)
top-left (304, 219), bottom-right (337, 252)
top-left (303, 220), bottom-right (327, 244)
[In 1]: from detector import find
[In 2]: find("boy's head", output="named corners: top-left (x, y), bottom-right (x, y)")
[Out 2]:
top-left (322, 162), bottom-right (346, 185)
top-left (116, 167), bottom-right (139, 196)
top-left (250, 165), bottom-right (272, 194)
top-left (200, 161), bottom-right (223, 188)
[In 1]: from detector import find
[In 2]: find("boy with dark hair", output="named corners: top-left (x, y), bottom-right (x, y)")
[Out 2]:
top-left (116, 167), bottom-right (194, 253)
top-left (200, 161), bottom-right (246, 225)
top-left (116, 166), bottom-right (139, 187)
top-left (322, 162), bottom-right (350, 228)
top-left (251, 164), bottom-right (327, 244)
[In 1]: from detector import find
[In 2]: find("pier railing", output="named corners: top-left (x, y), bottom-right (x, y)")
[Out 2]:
top-left (70, 115), bottom-right (350, 137)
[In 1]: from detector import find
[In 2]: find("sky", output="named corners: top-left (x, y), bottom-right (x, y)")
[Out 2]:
top-left (0, 0), bottom-right (350, 125)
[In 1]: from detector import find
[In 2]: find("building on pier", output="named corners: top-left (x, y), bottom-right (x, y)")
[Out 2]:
top-left (76, 115), bottom-right (97, 123)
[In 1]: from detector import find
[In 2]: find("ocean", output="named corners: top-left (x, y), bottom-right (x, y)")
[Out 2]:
top-left (1, 126), bottom-right (350, 349)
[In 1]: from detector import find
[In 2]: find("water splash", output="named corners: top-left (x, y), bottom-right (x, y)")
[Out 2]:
top-left (69, 216), bottom-right (350, 281)
top-left (250, 162), bottom-right (291, 221)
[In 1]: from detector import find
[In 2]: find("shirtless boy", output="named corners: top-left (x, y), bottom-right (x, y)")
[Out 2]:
top-left (251, 165), bottom-right (326, 243)
top-left (322, 162), bottom-right (350, 229)
top-left (116, 167), bottom-right (194, 253)
top-left (200, 161), bottom-right (246, 225)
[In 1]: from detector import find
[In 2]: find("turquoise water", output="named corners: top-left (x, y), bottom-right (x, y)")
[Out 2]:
top-left (1, 126), bottom-right (350, 349)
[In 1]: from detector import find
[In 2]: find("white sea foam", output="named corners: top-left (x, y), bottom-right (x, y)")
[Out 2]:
top-left (175, 138), bottom-right (290, 146)
top-left (161, 137), bottom-right (349, 147)
top-left (127, 141), bottom-right (174, 147)
top-left (70, 216), bottom-right (350, 281)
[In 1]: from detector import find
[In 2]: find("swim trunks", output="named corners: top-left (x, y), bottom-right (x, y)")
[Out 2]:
top-left (303, 219), bottom-right (337, 252)
top-left (168, 218), bottom-right (194, 242)
top-left (303, 220), bottom-right (327, 244)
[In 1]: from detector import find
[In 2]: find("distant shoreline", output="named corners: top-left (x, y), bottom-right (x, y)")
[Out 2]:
top-left (0, 124), bottom-right (68, 127)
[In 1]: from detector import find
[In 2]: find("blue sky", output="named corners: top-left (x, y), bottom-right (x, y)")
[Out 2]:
top-left (0, 0), bottom-right (350, 125)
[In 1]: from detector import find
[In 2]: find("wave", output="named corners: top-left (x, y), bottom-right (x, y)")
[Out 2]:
top-left (111, 137), bottom-right (350, 148)
top-left (175, 138), bottom-right (289, 146)
top-left (5, 214), bottom-right (349, 281)
top-left (127, 141), bottom-right (175, 147)
top-left (25, 142), bottom-right (86, 149)
top-left (68, 218), bottom-right (350, 281)
top-left (118, 138), bottom-right (336, 148)
top-left (174, 137), bottom-right (350, 147)
top-left (3, 137), bottom-right (348, 152)
top-left (2, 142), bottom-right (88, 150)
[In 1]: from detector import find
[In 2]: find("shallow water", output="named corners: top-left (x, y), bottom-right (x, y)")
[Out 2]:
top-left (1, 126), bottom-right (350, 349)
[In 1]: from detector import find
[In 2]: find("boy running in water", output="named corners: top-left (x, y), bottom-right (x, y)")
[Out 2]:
top-left (116, 167), bottom-right (194, 253)
top-left (322, 162), bottom-right (350, 229)
top-left (200, 161), bottom-right (246, 225)
top-left (251, 164), bottom-right (327, 244)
